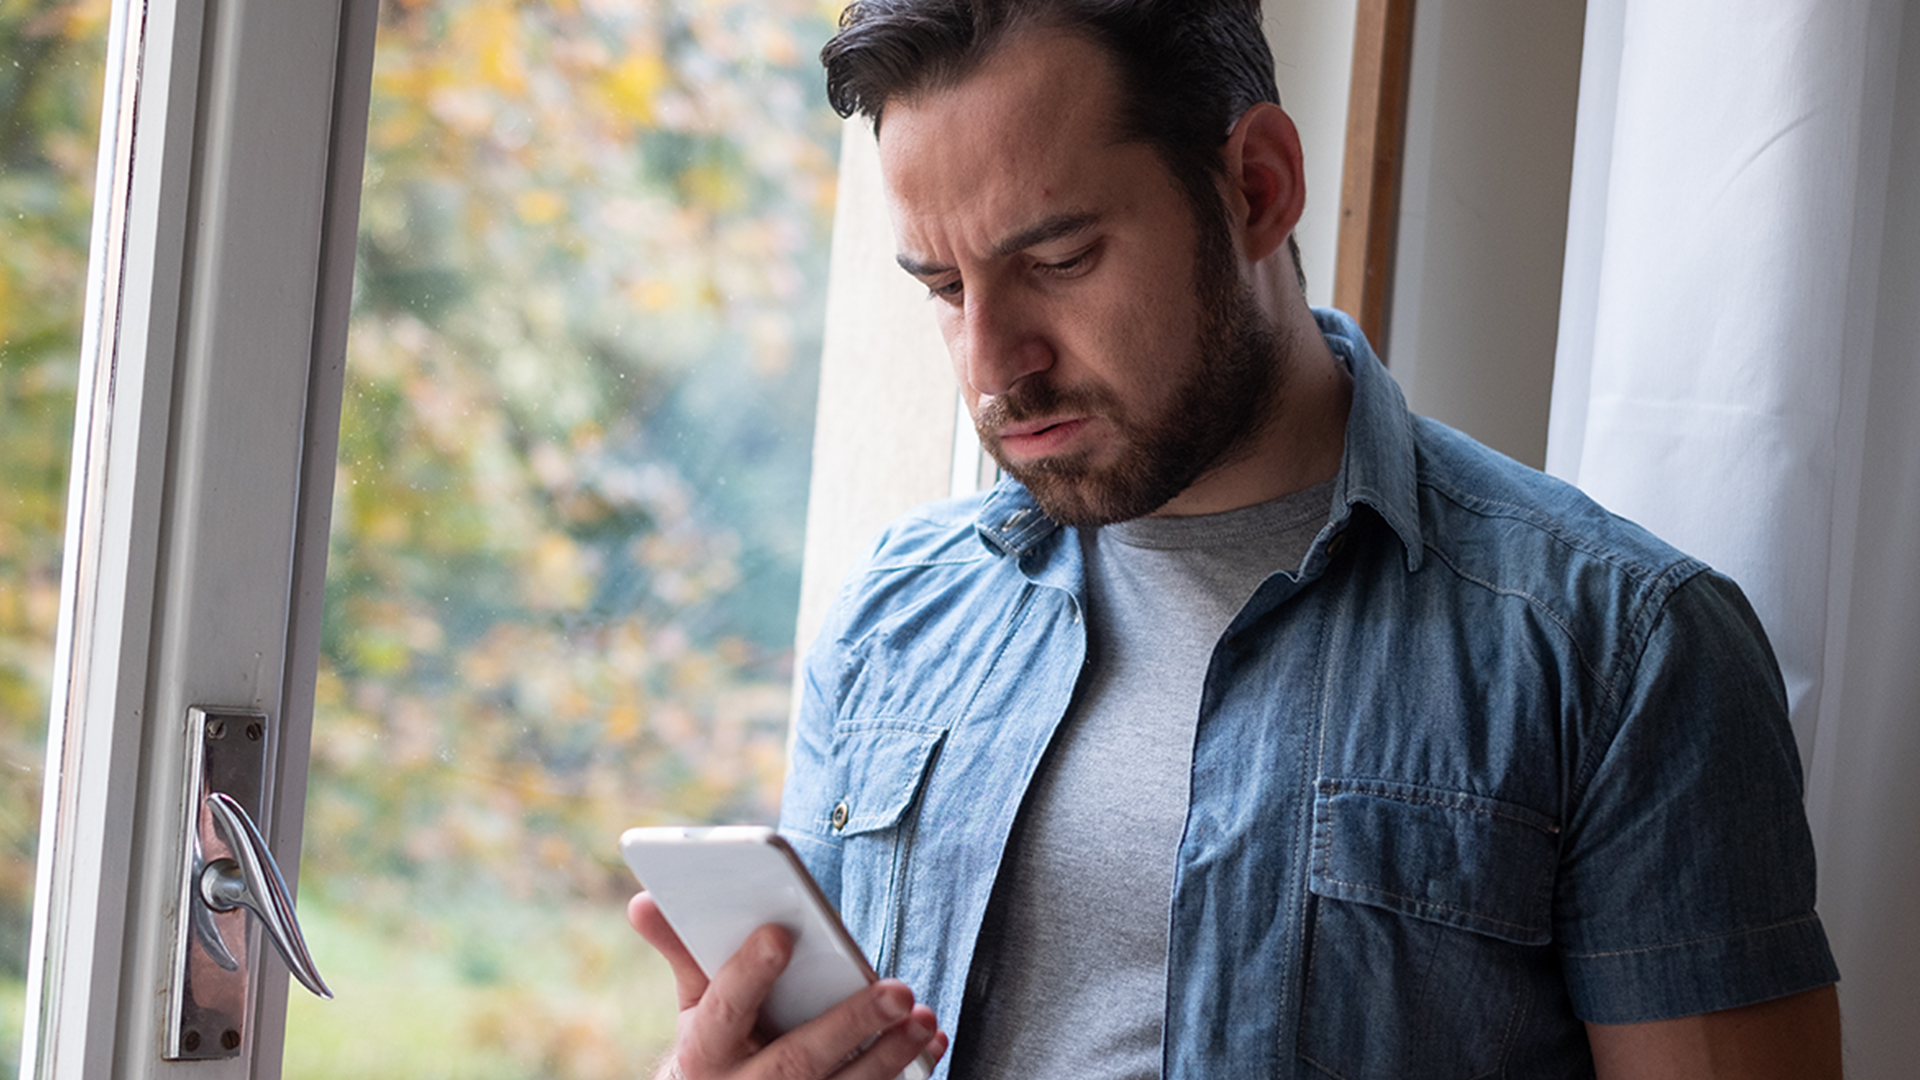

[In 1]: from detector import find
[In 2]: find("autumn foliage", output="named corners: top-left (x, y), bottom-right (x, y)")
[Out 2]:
top-left (0, 0), bottom-right (110, 1030)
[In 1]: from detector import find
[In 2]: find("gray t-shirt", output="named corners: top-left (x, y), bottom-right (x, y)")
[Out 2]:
top-left (956, 481), bottom-right (1334, 1079)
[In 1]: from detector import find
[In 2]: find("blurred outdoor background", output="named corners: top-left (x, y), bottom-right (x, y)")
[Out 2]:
top-left (1, 0), bottom-right (848, 1075)
top-left (1, 0), bottom-right (109, 1069)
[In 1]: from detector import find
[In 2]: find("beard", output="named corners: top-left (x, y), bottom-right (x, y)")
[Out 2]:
top-left (974, 208), bottom-right (1288, 529)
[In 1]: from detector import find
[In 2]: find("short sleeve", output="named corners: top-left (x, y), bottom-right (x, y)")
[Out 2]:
top-left (1555, 570), bottom-right (1839, 1023)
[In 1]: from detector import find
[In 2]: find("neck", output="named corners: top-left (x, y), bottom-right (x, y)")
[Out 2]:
top-left (1151, 289), bottom-right (1351, 518)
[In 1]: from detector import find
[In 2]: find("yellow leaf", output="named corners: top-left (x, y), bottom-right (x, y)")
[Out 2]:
top-left (600, 54), bottom-right (668, 126)
top-left (515, 189), bottom-right (567, 225)
top-left (628, 278), bottom-right (678, 312)
top-left (524, 531), bottom-right (593, 611)
top-left (605, 699), bottom-right (643, 741)
top-left (680, 163), bottom-right (744, 212)
top-left (458, 2), bottom-right (529, 95)
top-left (64, 0), bottom-right (112, 41)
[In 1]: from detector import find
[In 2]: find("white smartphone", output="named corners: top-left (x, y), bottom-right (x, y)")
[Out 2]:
top-left (620, 825), bottom-right (935, 1080)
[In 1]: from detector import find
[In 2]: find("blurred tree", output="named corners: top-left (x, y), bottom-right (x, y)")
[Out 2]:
top-left (307, 0), bottom-right (845, 924)
top-left (0, 0), bottom-right (110, 1040)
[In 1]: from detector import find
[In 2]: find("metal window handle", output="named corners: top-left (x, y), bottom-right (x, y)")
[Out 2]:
top-left (199, 791), bottom-right (333, 999)
top-left (169, 707), bottom-right (330, 1060)
top-left (188, 873), bottom-right (240, 973)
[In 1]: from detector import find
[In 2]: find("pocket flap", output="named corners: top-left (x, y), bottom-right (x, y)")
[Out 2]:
top-left (1309, 778), bottom-right (1559, 946)
top-left (830, 721), bottom-right (945, 836)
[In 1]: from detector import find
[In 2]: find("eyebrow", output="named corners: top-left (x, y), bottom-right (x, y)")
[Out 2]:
top-left (895, 210), bottom-right (1103, 277)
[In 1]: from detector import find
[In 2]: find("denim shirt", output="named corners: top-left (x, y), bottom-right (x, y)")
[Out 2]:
top-left (781, 309), bottom-right (1837, 1079)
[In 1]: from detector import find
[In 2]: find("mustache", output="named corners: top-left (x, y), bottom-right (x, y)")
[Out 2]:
top-left (974, 379), bottom-right (1114, 433)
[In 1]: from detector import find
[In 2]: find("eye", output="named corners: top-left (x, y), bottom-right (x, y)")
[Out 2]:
top-left (1036, 244), bottom-right (1098, 279)
top-left (925, 278), bottom-right (964, 303)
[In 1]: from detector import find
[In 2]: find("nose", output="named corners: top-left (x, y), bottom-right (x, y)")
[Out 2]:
top-left (953, 287), bottom-right (1052, 398)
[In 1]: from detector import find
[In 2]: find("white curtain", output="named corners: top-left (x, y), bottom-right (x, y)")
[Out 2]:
top-left (1547, 1), bottom-right (1920, 1073)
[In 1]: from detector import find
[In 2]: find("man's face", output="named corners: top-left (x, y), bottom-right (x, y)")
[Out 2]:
top-left (877, 30), bottom-right (1283, 527)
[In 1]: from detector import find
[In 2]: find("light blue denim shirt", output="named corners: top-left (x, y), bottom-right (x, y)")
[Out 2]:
top-left (781, 309), bottom-right (1837, 1079)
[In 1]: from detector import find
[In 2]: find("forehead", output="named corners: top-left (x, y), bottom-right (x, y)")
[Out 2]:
top-left (876, 30), bottom-right (1150, 251)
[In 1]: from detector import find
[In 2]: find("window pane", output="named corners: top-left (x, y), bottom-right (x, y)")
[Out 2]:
top-left (0, 1), bottom-right (110, 1069)
top-left (285, 1), bottom-right (841, 1075)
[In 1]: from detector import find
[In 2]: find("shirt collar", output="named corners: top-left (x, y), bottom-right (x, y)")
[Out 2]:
top-left (974, 307), bottom-right (1425, 572)
top-left (1315, 307), bottom-right (1425, 572)
top-left (976, 486), bottom-right (1056, 558)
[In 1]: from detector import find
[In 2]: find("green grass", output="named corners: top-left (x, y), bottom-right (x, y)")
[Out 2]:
top-left (283, 894), bottom-right (679, 1080)
top-left (0, 897), bottom-right (681, 1079)
top-left (2, 974), bottom-right (23, 1078)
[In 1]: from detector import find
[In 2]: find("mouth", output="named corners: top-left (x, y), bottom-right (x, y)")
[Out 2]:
top-left (992, 416), bottom-right (1090, 459)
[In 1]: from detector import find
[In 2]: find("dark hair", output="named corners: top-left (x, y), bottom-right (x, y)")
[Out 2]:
top-left (822, 0), bottom-right (1305, 288)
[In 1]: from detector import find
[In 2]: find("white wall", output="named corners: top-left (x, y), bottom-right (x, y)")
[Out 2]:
top-left (1386, 0), bottom-right (1587, 469)
top-left (1264, 0), bottom-right (1358, 309)
top-left (794, 119), bottom-right (955, 666)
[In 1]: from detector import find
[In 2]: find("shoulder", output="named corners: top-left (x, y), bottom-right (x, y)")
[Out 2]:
top-left (857, 491), bottom-right (998, 573)
top-left (1373, 416), bottom-right (1784, 731)
top-left (1404, 416), bottom-right (1716, 638)
top-left (812, 483), bottom-right (1069, 674)
top-left (829, 491), bottom-right (1008, 633)
top-left (1409, 415), bottom-right (1703, 589)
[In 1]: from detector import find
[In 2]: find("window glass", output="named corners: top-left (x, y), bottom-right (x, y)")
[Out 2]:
top-left (285, 1), bottom-right (842, 1075)
top-left (0, 1), bottom-right (110, 1070)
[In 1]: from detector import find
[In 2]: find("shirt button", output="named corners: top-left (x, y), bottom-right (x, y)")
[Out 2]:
top-left (831, 801), bottom-right (850, 830)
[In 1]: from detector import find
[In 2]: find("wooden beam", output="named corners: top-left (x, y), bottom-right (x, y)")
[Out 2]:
top-left (1333, 0), bottom-right (1416, 358)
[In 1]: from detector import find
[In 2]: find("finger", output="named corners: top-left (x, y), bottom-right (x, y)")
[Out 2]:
top-left (683, 923), bottom-right (794, 1062)
top-left (755, 979), bottom-right (926, 1080)
top-left (629, 892), bottom-right (710, 1010)
top-left (834, 1003), bottom-right (947, 1080)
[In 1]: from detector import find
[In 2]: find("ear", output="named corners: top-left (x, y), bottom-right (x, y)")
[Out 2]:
top-left (1220, 102), bottom-right (1306, 263)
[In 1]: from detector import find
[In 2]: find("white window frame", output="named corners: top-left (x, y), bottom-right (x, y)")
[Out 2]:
top-left (22, 0), bottom-right (376, 1075)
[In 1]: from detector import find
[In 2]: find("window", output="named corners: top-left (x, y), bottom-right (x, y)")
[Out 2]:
top-left (0, 2), bottom-right (110, 1071)
top-left (285, 2), bottom-right (842, 1074)
top-left (12, 0), bottom-right (879, 1073)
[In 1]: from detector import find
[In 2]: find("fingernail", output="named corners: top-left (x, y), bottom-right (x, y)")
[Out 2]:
top-left (878, 988), bottom-right (911, 1022)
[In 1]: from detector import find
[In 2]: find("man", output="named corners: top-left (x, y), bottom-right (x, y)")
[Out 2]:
top-left (631, 2), bottom-right (1842, 1076)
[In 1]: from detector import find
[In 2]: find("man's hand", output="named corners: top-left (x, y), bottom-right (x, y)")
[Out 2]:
top-left (629, 891), bottom-right (948, 1080)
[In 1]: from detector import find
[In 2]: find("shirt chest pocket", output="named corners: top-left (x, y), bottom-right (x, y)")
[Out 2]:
top-left (1298, 779), bottom-right (1560, 1080)
top-left (828, 721), bottom-right (945, 976)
